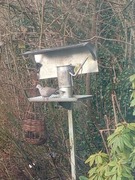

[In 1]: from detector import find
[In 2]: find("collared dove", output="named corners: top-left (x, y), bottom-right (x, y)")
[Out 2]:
top-left (36, 84), bottom-right (59, 97)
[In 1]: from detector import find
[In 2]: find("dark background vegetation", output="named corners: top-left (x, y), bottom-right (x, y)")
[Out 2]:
top-left (0, 0), bottom-right (135, 179)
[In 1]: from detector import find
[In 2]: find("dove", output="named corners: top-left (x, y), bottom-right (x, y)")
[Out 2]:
top-left (36, 84), bottom-right (59, 97)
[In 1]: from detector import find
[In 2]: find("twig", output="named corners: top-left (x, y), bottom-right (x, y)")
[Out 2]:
top-left (104, 115), bottom-right (111, 136)
top-left (99, 130), bottom-right (109, 155)
top-left (122, 0), bottom-right (133, 12)
top-left (113, 93), bottom-right (126, 122)
top-left (81, 36), bottom-right (133, 45)
top-left (39, 0), bottom-right (45, 48)
top-left (111, 93), bottom-right (118, 126)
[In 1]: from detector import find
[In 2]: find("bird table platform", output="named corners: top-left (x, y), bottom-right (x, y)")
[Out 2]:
top-left (28, 95), bottom-right (92, 102)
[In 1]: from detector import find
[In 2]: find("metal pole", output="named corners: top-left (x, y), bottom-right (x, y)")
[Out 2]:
top-left (68, 106), bottom-right (76, 180)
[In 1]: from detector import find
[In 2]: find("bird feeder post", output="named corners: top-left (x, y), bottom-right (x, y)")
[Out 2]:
top-left (68, 106), bottom-right (76, 180)
top-left (23, 42), bottom-right (98, 179)
top-left (57, 65), bottom-right (76, 179)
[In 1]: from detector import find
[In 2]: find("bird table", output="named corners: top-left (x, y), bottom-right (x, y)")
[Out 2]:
top-left (23, 42), bottom-right (98, 180)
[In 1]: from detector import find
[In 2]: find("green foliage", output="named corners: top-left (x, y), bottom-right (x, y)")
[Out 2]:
top-left (130, 74), bottom-right (135, 115)
top-left (82, 123), bottom-right (135, 180)
top-left (108, 123), bottom-right (135, 155)
top-left (79, 176), bottom-right (89, 180)
top-left (129, 148), bottom-right (135, 169)
top-left (85, 151), bottom-right (109, 167)
top-left (85, 152), bottom-right (109, 180)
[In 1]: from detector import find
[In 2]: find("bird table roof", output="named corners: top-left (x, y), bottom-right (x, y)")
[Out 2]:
top-left (23, 42), bottom-right (94, 55)
top-left (23, 42), bottom-right (98, 79)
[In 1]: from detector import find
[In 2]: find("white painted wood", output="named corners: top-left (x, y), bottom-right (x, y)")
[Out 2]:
top-left (68, 108), bottom-right (76, 180)
top-left (35, 51), bottom-right (98, 79)
top-left (28, 95), bottom-right (92, 102)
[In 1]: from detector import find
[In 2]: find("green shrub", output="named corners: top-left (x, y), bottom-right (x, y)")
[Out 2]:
top-left (81, 122), bottom-right (135, 180)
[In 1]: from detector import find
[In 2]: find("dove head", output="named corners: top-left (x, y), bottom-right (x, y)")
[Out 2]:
top-left (36, 84), bottom-right (42, 89)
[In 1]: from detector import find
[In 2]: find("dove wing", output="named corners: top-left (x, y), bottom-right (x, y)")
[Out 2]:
top-left (40, 87), bottom-right (57, 97)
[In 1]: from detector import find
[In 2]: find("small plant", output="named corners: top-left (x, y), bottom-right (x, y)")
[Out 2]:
top-left (81, 122), bottom-right (135, 180)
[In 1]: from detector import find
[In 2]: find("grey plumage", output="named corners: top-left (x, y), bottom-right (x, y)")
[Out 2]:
top-left (36, 84), bottom-right (58, 97)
